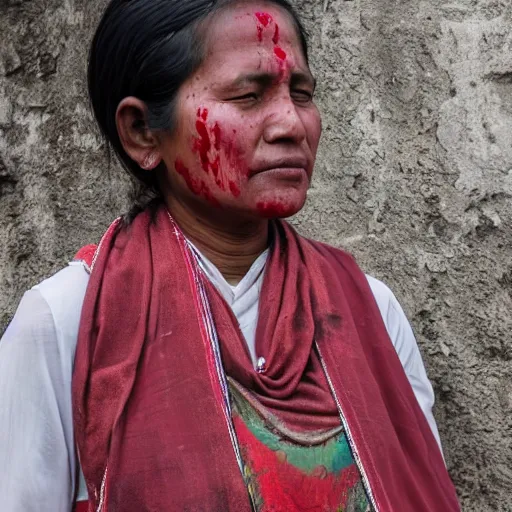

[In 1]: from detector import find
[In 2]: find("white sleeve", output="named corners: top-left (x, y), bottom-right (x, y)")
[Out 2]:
top-left (0, 289), bottom-right (75, 511)
top-left (366, 275), bottom-right (443, 454)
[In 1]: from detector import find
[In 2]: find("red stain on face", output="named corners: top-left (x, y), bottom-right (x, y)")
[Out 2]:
top-left (272, 24), bottom-right (280, 44)
top-left (255, 11), bottom-right (273, 42)
top-left (273, 46), bottom-right (289, 82)
top-left (212, 123), bottom-right (221, 151)
top-left (274, 46), bottom-right (287, 60)
top-left (257, 25), bottom-right (263, 42)
top-left (194, 111), bottom-right (211, 173)
top-left (256, 201), bottom-right (291, 218)
top-left (187, 108), bottom-right (247, 198)
top-left (175, 158), bottom-right (199, 194)
top-left (255, 12), bottom-right (272, 26)
top-left (229, 181), bottom-right (241, 197)
top-left (197, 107), bottom-right (208, 121)
top-left (209, 155), bottom-right (221, 179)
top-left (253, 11), bottom-right (288, 80)
top-left (175, 159), bottom-right (220, 207)
top-left (162, 6), bottom-right (319, 219)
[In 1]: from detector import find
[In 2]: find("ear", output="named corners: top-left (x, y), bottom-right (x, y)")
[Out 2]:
top-left (115, 97), bottom-right (162, 170)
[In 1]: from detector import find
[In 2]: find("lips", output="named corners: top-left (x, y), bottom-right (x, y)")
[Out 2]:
top-left (250, 156), bottom-right (308, 176)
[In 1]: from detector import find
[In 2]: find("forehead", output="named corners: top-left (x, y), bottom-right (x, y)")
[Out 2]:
top-left (200, 3), bottom-right (308, 73)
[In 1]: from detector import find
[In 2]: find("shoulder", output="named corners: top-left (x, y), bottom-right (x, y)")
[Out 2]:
top-left (303, 235), bottom-right (415, 353)
top-left (364, 274), bottom-right (442, 448)
top-left (365, 275), bottom-right (413, 352)
top-left (302, 237), bottom-right (408, 338)
top-left (32, 262), bottom-right (90, 363)
top-left (365, 274), bottom-right (421, 369)
top-left (34, 262), bottom-right (90, 319)
top-left (304, 236), bottom-right (401, 323)
top-left (0, 263), bottom-right (90, 506)
top-left (365, 274), bottom-right (398, 321)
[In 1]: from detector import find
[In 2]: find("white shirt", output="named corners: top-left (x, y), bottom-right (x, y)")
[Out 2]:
top-left (193, 245), bottom-right (270, 366)
top-left (0, 252), bottom-right (442, 511)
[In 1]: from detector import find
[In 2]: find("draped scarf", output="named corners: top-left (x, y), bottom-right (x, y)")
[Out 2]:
top-left (72, 206), bottom-right (460, 511)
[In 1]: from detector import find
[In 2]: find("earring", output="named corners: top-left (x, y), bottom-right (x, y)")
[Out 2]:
top-left (141, 152), bottom-right (159, 170)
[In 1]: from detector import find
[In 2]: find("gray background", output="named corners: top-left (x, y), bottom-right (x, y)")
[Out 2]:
top-left (1, 0), bottom-right (511, 509)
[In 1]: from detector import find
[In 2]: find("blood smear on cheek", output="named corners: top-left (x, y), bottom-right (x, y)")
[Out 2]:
top-left (210, 156), bottom-right (221, 181)
top-left (175, 159), bottom-right (201, 196)
top-left (194, 120), bottom-right (211, 173)
top-left (174, 158), bottom-right (220, 207)
top-left (229, 181), bottom-right (241, 197)
top-left (212, 123), bottom-right (221, 151)
top-left (196, 108), bottom-right (208, 121)
top-left (192, 109), bottom-right (246, 197)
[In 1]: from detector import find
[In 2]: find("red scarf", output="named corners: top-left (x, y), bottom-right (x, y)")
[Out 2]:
top-left (73, 206), bottom-right (460, 511)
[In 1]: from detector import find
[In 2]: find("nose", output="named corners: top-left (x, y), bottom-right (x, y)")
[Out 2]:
top-left (262, 98), bottom-right (307, 145)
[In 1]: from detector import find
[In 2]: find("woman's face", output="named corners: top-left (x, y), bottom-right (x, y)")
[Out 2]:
top-left (157, 3), bottom-right (321, 219)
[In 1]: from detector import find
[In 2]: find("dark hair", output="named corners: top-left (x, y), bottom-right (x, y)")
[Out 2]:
top-left (88, 0), bottom-right (309, 221)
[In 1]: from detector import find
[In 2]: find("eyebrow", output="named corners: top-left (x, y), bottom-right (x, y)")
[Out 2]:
top-left (227, 70), bottom-right (317, 90)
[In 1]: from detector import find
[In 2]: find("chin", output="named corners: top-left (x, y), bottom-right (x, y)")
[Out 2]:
top-left (255, 195), bottom-right (306, 219)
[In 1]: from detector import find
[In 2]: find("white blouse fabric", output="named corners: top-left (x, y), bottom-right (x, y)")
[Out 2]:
top-left (0, 252), bottom-right (442, 511)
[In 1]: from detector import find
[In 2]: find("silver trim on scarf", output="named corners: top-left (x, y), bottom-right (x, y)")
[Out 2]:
top-left (316, 342), bottom-right (380, 512)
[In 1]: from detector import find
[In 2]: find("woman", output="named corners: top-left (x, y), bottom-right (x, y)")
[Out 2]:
top-left (0, 0), bottom-right (460, 511)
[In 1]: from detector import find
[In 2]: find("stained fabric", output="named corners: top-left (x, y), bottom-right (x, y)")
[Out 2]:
top-left (72, 206), bottom-right (460, 511)
top-left (229, 377), bottom-right (371, 512)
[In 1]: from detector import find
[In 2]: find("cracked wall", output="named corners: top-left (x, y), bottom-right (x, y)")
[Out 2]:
top-left (1, 0), bottom-right (511, 509)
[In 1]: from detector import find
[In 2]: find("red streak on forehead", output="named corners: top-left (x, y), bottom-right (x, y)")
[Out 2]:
top-left (255, 11), bottom-right (274, 42)
top-left (274, 46), bottom-right (287, 60)
top-left (272, 24), bottom-right (280, 44)
top-left (255, 12), bottom-right (273, 26)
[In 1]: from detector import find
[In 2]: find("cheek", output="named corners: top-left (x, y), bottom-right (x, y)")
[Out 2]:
top-left (174, 158), bottom-right (221, 207)
top-left (176, 108), bottom-right (254, 202)
top-left (305, 108), bottom-right (322, 152)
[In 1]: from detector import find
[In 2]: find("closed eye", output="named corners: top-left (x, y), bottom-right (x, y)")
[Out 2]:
top-left (291, 89), bottom-right (314, 103)
top-left (227, 92), bottom-right (259, 102)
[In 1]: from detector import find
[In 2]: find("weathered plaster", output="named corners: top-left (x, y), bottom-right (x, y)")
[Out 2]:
top-left (0, 0), bottom-right (510, 508)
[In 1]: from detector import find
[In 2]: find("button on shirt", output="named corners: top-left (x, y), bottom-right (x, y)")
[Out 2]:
top-left (193, 244), bottom-right (269, 367)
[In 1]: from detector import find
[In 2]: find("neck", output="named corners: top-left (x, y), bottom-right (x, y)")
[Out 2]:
top-left (166, 196), bottom-right (269, 285)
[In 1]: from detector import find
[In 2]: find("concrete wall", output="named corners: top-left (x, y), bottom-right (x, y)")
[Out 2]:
top-left (1, 0), bottom-right (511, 509)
